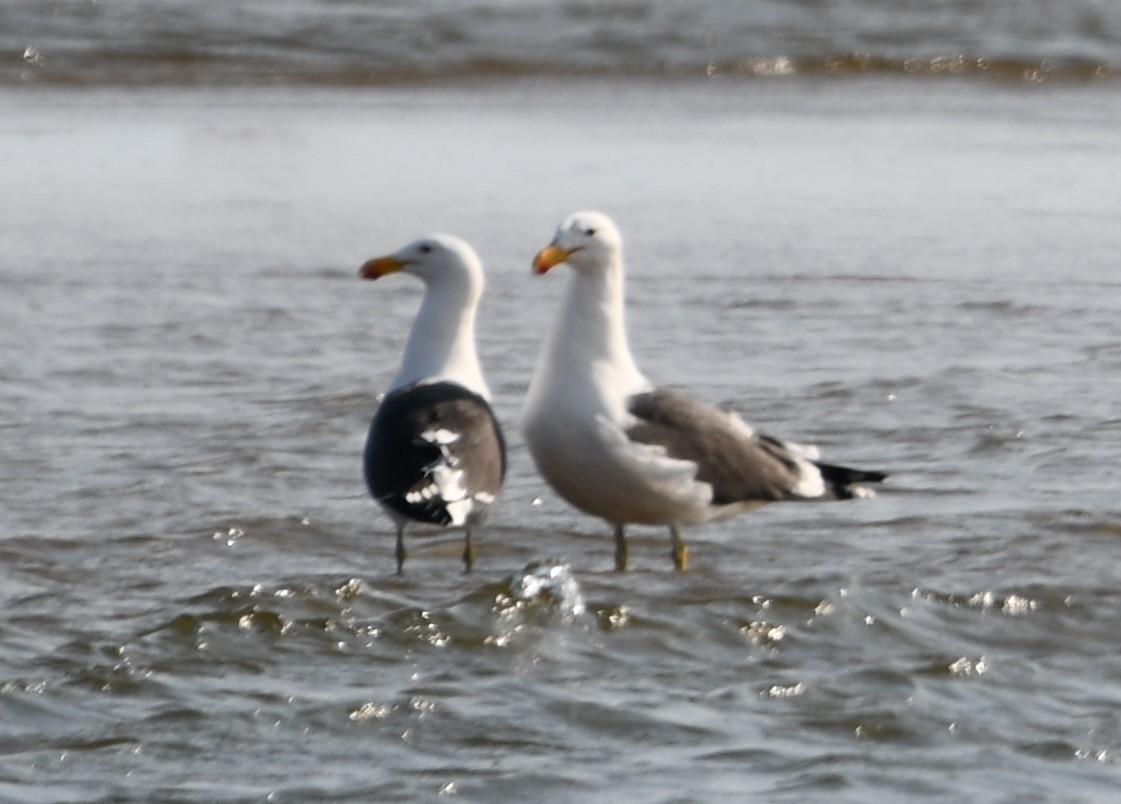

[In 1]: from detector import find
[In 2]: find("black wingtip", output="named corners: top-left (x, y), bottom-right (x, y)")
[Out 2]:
top-left (814, 462), bottom-right (888, 498)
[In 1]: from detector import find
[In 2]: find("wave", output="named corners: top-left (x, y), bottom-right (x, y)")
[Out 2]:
top-left (4, 0), bottom-right (1120, 87)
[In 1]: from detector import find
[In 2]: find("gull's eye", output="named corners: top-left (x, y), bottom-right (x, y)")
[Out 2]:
top-left (584, 228), bottom-right (597, 237)
top-left (418, 243), bottom-right (433, 254)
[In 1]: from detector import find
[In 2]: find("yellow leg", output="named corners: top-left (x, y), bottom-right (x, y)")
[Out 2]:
top-left (613, 525), bottom-right (629, 572)
top-left (395, 527), bottom-right (407, 576)
top-left (462, 530), bottom-right (475, 574)
top-left (670, 525), bottom-right (689, 571)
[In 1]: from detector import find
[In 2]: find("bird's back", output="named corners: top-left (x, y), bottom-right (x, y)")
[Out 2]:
top-left (366, 381), bottom-right (506, 528)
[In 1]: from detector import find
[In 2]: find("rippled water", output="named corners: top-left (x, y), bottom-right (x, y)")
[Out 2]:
top-left (3, 80), bottom-right (1121, 800)
top-left (5, 0), bottom-right (1121, 85)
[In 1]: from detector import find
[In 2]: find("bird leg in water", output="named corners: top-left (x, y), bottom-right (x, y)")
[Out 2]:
top-left (395, 527), bottom-right (407, 576)
top-left (462, 529), bottom-right (475, 573)
top-left (614, 524), bottom-right (629, 572)
top-left (670, 525), bottom-right (689, 571)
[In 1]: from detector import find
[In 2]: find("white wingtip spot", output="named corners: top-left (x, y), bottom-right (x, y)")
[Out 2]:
top-left (420, 428), bottom-right (461, 446)
top-left (793, 460), bottom-right (827, 498)
top-left (445, 497), bottom-right (472, 526)
top-left (783, 440), bottom-right (821, 461)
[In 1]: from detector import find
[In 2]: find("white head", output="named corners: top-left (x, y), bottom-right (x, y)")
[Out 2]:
top-left (361, 233), bottom-right (484, 293)
top-left (359, 233), bottom-right (489, 397)
top-left (522, 210), bottom-right (648, 405)
top-left (532, 211), bottom-right (624, 275)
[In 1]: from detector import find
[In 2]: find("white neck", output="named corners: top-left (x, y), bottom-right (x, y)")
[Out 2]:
top-left (390, 273), bottom-right (490, 399)
top-left (530, 254), bottom-right (648, 406)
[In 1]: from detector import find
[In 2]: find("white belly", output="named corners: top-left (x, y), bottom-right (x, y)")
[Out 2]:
top-left (522, 392), bottom-right (714, 527)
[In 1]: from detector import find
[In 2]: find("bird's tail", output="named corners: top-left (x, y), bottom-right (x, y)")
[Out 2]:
top-left (814, 461), bottom-right (888, 499)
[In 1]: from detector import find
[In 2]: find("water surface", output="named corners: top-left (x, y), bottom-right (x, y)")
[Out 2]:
top-left (2, 79), bottom-right (1121, 801)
